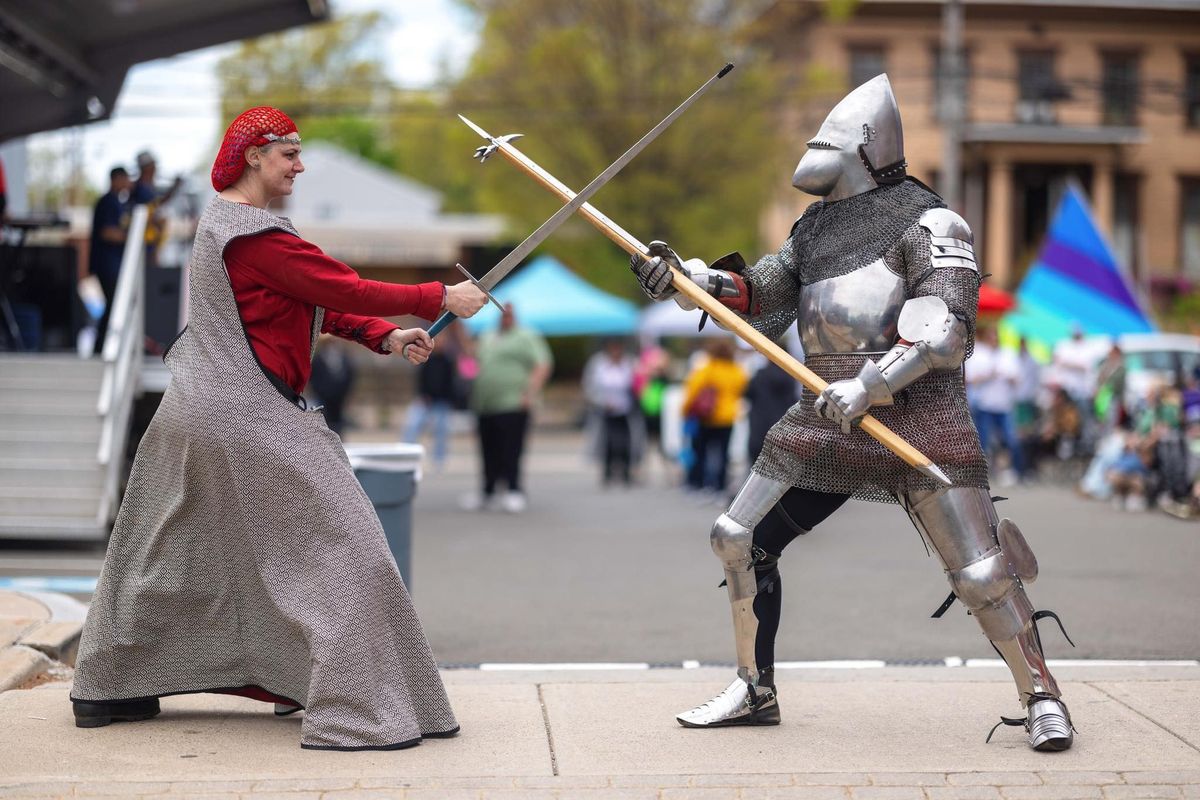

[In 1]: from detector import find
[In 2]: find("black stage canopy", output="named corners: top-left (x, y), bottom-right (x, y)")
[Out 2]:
top-left (0, 0), bottom-right (327, 143)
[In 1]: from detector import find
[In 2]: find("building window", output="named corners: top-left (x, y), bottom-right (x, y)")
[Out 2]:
top-left (1183, 179), bottom-right (1200, 279)
top-left (848, 45), bottom-right (886, 89)
top-left (932, 46), bottom-right (973, 121)
top-left (1113, 173), bottom-right (1140, 277)
top-left (1016, 50), bottom-right (1061, 124)
top-left (1186, 54), bottom-right (1200, 129)
top-left (1101, 52), bottom-right (1139, 126)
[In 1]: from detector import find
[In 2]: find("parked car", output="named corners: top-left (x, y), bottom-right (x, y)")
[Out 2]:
top-left (1085, 332), bottom-right (1200, 407)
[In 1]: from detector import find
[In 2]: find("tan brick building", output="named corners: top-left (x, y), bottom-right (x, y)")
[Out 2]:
top-left (755, 0), bottom-right (1200, 292)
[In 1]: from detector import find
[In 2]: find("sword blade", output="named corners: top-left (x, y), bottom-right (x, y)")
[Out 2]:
top-left (460, 62), bottom-right (733, 292)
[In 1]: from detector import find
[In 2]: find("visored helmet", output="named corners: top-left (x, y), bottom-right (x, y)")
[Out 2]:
top-left (793, 74), bottom-right (907, 199)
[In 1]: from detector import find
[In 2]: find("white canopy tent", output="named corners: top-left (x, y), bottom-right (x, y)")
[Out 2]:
top-left (637, 299), bottom-right (805, 358)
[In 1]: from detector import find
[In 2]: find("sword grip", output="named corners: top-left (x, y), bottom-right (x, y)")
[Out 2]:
top-left (427, 311), bottom-right (459, 338)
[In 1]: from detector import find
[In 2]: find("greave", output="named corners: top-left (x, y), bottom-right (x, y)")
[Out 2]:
top-left (993, 619), bottom-right (1061, 704)
top-left (903, 487), bottom-right (1064, 705)
top-left (722, 561), bottom-right (760, 686)
top-left (712, 474), bottom-right (788, 687)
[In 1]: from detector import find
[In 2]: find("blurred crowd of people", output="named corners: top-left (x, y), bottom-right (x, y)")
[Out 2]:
top-left (357, 310), bottom-right (1200, 523)
top-left (581, 335), bottom-right (795, 503)
top-left (393, 303), bottom-right (551, 514)
top-left (85, 152), bottom-right (184, 354)
top-left (966, 325), bottom-right (1200, 520)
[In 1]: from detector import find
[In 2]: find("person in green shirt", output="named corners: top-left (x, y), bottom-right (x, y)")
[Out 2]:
top-left (462, 303), bottom-right (553, 513)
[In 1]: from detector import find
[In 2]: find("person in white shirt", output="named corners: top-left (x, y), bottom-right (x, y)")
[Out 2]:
top-left (966, 327), bottom-right (1025, 481)
top-left (1052, 325), bottom-right (1095, 405)
top-left (583, 338), bottom-right (640, 486)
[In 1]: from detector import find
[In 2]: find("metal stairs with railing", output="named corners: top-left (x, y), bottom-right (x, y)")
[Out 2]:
top-left (1, 205), bottom-right (150, 542)
top-left (0, 354), bottom-right (110, 540)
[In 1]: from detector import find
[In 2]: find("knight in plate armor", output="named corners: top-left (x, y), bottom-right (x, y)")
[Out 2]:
top-left (632, 74), bottom-right (1074, 751)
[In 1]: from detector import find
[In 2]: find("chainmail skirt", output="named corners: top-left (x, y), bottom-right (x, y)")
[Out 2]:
top-left (753, 352), bottom-right (989, 503)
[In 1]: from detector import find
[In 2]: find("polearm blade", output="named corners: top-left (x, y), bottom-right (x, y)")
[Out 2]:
top-left (459, 131), bottom-right (953, 487)
top-left (426, 63), bottom-right (736, 338)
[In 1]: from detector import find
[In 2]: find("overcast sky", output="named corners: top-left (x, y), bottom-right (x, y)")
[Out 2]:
top-left (29, 0), bottom-right (480, 190)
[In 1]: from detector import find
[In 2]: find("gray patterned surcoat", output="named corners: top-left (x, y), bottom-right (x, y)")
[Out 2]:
top-left (744, 180), bottom-right (988, 503)
top-left (72, 197), bottom-right (457, 749)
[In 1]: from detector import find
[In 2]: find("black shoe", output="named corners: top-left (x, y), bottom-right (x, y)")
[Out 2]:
top-left (72, 697), bottom-right (161, 728)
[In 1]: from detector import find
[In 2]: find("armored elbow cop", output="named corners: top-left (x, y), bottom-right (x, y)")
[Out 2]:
top-left (856, 295), bottom-right (969, 406)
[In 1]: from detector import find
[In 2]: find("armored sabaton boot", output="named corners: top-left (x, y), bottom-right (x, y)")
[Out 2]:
top-left (905, 488), bottom-right (1074, 752)
top-left (1026, 694), bottom-right (1073, 751)
top-left (677, 668), bottom-right (779, 728)
top-left (989, 618), bottom-right (1074, 752)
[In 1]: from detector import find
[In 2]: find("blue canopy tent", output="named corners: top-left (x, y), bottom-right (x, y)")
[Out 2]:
top-left (460, 254), bottom-right (639, 336)
top-left (1002, 184), bottom-right (1155, 359)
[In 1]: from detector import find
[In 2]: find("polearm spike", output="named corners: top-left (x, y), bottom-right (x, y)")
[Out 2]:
top-left (425, 62), bottom-right (736, 340)
top-left (473, 133), bottom-right (523, 163)
top-left (458, 117), bottom-right (953, 487)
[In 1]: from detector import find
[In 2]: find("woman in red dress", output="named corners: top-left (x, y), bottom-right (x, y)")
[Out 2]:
top-left (71, 107), bottom-right (486, 751)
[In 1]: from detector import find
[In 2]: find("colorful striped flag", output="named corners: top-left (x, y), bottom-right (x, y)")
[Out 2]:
top-left (1002, 184), bottom-right (1154, 358)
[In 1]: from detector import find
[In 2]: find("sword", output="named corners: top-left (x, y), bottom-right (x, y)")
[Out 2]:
top-left (457, 122), bottom-right (953, 487)
top-left (424, 62), bottom-right (735, 339)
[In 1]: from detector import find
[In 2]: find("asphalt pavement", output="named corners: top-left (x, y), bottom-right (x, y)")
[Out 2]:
top-left (2, 427), bottom-right (1197, 667)
top-left (399, 429), bottom-right (1200, 666)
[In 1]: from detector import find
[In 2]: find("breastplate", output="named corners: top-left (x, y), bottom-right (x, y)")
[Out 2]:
top-left (797, 259), bottom-right (906, 354)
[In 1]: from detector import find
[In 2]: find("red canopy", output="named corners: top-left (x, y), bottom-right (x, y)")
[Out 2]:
top-left (978, 283), bottom-right (1016, 313)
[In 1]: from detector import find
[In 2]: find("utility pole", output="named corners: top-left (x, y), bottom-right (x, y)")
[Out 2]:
top-left (940, 0), bottom-right (965, 211)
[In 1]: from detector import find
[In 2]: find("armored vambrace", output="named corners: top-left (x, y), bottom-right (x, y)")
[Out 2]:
top-left (856, 294), bottom-right (970, 406)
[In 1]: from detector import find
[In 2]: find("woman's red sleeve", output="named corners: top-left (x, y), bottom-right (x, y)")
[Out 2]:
top-left (321, 311), bottom-right (397, 353)
top-left (225, 230), bottom-right (444, 320)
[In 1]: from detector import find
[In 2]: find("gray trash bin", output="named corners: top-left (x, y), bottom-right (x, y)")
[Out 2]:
top-left (345, 443), bottom-right (424, 589)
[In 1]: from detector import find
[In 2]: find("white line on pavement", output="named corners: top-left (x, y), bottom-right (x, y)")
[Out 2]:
top-left (966, 658), bottom-right (1200, 668)
top-left (776, 660), bottom-right (888, 669)
top-left (463, 659), bottom-right (1200, 671)
top-left (479, 662), bottom-right (652, 671)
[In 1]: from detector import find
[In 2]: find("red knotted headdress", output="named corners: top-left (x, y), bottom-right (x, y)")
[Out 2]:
top-left (211, 106), bottom-right (300, 191)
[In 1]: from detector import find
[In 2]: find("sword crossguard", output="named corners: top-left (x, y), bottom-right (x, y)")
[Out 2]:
top-left (455, 263), bottom-right (505, 312)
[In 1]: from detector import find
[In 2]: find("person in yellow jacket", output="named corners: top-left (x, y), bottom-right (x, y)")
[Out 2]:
top-left (682, 338), bottom-right (748, 493)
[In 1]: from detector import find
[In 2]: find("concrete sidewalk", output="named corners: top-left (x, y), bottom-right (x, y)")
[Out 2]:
top-left (0, 588), bottom-right (85, 693)
top-left (2, 663), bottom-right (1199, 799)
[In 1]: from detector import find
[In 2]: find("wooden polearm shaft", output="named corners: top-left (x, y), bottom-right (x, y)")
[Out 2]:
top-left (465, 123), bottom-right (951, 486)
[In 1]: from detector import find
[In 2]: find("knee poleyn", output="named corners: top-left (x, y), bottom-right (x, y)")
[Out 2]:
top-left (948, 549), bottom-right (1018, 611)
top-left (710, 514), bottom-right (753, 569)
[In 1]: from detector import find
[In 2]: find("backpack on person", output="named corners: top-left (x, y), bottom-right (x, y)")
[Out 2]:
top-left (684, 385), bottom-right (718, 423)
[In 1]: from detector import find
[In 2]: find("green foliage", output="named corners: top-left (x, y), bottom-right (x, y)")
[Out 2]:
top-left (215, 12), bottom-right (393, 161)
top-left (1161, 290), bottom-right (1200, 335)
top-left (822, 0), bottom-right (861, 23)
top-left (383, 94), bottom-right (486, 213)
top-left (302, 115), bottom-right (393, 165)
top-left (451, 0), bottom-right (786, 299)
